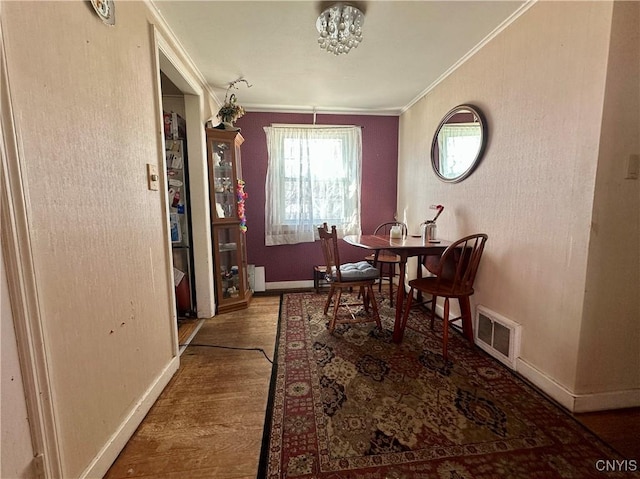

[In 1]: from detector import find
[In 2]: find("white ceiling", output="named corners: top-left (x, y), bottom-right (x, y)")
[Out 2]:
top-left (151, 1), bottom-right (531, 115)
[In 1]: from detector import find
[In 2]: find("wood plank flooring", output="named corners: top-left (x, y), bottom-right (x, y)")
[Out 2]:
top-left (104, 294), bottom-right (639, 478)
top-left (575, 407), bottom-right (640, 459)
top-left (177, 318), bottom-right (203, 346)
top-left (104, 296), bottom-right (280, 479)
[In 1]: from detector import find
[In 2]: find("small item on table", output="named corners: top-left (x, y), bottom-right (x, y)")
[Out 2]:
top-left (421, 221), bottom-right (437, 242)
top-left (421, 204), bottom-right (444, 242)
top-left (390, 224), bottom-right (403, 239)
top-left (430, 204), bottom-right (445, 222)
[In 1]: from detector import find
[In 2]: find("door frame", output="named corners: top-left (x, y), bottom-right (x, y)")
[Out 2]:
top-left (153, 26), bottom-right (217, 320)
top-left (0, 12), bottom-right (62, 478)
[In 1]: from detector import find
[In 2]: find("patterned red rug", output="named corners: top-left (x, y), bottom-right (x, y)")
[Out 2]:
top-left (258, 292), bottom-right (625, 478)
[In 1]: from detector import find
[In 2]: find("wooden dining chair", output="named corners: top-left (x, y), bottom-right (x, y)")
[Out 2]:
top-left (318, 223), bottom-right (382, 333)
top-left (364, 222), bottom-right (407, 306)
top-left (400, 233), bottom-right (488, 360)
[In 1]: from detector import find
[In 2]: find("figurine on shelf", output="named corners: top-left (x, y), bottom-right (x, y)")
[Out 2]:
top-left (215, 203), bottom-right (225, 218)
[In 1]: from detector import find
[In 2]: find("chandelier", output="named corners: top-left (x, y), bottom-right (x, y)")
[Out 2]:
top-left (316, 3), bottom-right (364, 56)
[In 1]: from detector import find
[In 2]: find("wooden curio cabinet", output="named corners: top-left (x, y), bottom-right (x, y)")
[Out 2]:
top-left (206, 129), bottom-right (252, 313)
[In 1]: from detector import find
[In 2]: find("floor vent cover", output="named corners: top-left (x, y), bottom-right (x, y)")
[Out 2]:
top-left (475, 305), bottom-right (521, 369)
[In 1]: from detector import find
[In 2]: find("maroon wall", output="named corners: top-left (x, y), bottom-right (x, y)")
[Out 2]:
top-left (235, 112), bottom-right (399, 283)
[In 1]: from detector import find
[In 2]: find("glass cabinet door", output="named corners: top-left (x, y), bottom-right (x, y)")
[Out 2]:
top-left (214, 225), bottom-right (243, 301)
top-left (210, 138), bottom-right (237, 220)
top-left (207, 129), bottom-right (250, 313)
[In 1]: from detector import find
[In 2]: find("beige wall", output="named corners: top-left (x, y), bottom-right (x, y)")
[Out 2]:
top-left (2, 1), bottom-right (181, 476)
top-left (399, 1), bottom-right (638, 403)
top-left (1, 253), bottom-right (35, 478)
top-left (578, 1), bottom-right (640, 395)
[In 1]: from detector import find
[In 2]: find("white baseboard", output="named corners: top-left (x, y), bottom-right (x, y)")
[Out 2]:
top-left (80, 356), bottom-right (180, 479)
top-left (516, 358), bottom-right (576, 411)
top-left (432, 300), bottom-right (640, 413)
top-left (516, 358), bottom-right (640, 412)
top-left (573, 388), bottom-right (640, 413)
top-left (266, 280), bottom-right (314, 290)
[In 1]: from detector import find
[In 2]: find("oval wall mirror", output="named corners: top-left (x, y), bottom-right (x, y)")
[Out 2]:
top-left (431, 104), bottom-right (487, 183)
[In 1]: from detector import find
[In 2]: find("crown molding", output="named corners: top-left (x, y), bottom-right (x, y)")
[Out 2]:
top-left (245, 105), bottom-right (402, 117)
top-left (402, 0), bottom-right (538, 114)
top-left (144, 0), bottom-right (222, 107)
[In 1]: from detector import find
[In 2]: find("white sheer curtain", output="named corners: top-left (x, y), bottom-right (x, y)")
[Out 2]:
top-left (264, 125), bottom-right (362, 246)
top-left (438, 123), bottom-right (482, 178)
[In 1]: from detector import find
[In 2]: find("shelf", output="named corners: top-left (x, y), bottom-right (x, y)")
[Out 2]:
top-left (165, 129), bottom-right (196, 317)
top-left (219, 243), bottom-right (237, 252)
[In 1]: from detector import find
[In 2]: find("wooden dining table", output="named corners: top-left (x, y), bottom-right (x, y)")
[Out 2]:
top-left (343, 234), bottom-right (451, 343)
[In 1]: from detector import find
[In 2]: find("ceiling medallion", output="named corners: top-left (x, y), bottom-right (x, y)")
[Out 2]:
top-left (316, 3), bottom-right (364, 55)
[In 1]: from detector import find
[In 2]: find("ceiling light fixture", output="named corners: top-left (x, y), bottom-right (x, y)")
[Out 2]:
top-left (316, 3), bottom-right (364, 56)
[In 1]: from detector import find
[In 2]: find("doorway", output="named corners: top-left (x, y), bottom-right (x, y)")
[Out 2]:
top-left (160, 73), bottom-right (198, 342)
top-left (155, 32), bottom-right (217, 349)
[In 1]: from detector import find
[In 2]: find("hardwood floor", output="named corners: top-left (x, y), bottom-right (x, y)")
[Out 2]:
top-left (104, 295), bottom-right (280, 479)
top-left (176, 318), bottom-right (203, 346)
top-left (575, 407), bottom-right (640, 459)
top-left (105, 294), bottom-right (639, 478)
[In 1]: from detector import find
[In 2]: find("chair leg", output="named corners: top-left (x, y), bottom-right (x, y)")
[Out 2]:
top-left (459, 297), bottom-right (475, 346)
top-left (399, 287), bottom-right (414, 334)
top-left (324, 285), bottom-right (335, 315)
top-left (388, 264), bottom-right (394, 307)
top-left (330, 289), bottom-right (343, 332)
top-left (367, 284), bottom-right (382, 329)
top-left (442, 297), bottom-right (450, 360)
top-left (361, 286), bottom-right (370, 312)
top-left (430, 295), bottom-right (438, 329)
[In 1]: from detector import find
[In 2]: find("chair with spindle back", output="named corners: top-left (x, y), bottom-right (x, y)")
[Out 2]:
top-left (318, 223), bottom-right (382, 333)
top-left (400, 233), bottom-right (488, 360)
top-left (364, 222), bottom-right (407, 306)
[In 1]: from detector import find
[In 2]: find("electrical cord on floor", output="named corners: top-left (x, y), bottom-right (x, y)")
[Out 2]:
top-left (183, 343), bottom-right (273, 364)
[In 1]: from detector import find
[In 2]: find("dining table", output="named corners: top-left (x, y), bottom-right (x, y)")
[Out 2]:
top-left (343, 234), bottom-right (451, 343)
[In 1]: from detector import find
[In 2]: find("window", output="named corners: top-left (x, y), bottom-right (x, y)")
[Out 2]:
top-left (437, 123), bottom-right (482, 179)
top-left (264, 126), bottom-right (362, 245)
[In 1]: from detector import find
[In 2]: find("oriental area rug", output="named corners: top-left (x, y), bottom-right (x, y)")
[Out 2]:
top-left (258, 292), bottom-right (626, 479)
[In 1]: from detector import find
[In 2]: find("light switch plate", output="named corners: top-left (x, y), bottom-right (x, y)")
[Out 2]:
top-left (626, 154), bottom-right (639, 180)
top-left (147, 163), bottom-right (160, 191)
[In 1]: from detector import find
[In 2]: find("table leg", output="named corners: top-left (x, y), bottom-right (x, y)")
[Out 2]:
top-left (416, 255), bottom-right (424, 303)
top-left (392, 254), bottom-right (408, 343)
